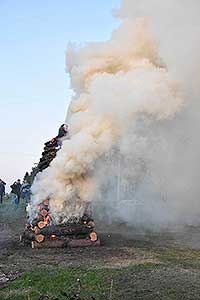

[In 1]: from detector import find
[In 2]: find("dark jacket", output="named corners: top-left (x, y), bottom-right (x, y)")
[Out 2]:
top-left (0, 182), bottom-right (5, 195)
top-left (57, 125), bottom-right (68, 138)
top-left (10, 182), bottom-right (21, 196)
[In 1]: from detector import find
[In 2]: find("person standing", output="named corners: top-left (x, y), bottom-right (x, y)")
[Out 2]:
top-left (0, 180), bottom-right (5, 204)
top-left (10, 179), bottom-right (22, 204)
top-left (21, 180), bottom-right (31, 204)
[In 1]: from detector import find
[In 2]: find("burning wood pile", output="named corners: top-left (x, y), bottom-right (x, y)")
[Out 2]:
top-left (21, 199), bottom-right (100, 249)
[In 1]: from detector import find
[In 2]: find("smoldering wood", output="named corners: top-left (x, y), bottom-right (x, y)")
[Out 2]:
top-left (31, 238), bottom-right (100, 249)
top-left (89, 231), bottom-right (98, 242)
top-left (38, 221), bottom-right (47, 229)
top-left (35, 234), bottom-right (45, 243)
top-left (32, 216), bottom-right (44, 227)
top-left (36, 224), bottom-right (92, 237)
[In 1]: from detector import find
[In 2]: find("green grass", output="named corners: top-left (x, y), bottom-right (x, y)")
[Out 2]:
top-left (2, 251), bottom-right (200, 300)
top-left (153, 246), bottom-right (200, 269)
top-left (0, 264), bottom-right (157, 300)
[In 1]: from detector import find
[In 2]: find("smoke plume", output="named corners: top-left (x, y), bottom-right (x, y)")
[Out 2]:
top-left (28, 0), bottom-right (200, 229)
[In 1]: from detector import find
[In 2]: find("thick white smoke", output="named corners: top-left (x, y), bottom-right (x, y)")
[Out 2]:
top-left (28, 0), bottom-right (199, 228)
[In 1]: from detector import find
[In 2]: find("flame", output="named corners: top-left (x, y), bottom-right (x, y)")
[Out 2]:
top-left (44, 215), bottom-right (50, 225)
top-left (50, 234), bottom-right (57, 241)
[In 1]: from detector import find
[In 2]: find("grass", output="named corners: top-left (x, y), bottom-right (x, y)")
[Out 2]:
top-left (0, 264), bottom-right (158, 300)
top-left (153, 246), bottom-right (200, 269)
top-left (2, 261), bottom-right (200, 300)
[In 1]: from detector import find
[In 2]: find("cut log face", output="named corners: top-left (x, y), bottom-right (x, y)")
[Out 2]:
top-left (38, 221), bottom-right (47, 229)
top-left (50, 234), bottom-right (57, 241)
top-left (40, 209), bottom-right (48, 217)
top-left (35, 234), bottom-right (45, 243)
top-left (89, 232), bottom-right (98, 242)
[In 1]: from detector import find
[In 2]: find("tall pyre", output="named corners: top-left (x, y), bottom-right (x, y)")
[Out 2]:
top-left (21, 127), bottom-right (100, 248)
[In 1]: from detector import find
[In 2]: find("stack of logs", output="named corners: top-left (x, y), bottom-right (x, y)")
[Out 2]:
top-left (21, 199), bottom-right (100, 249)
top-left (37, 138), bottom-right (60, 173)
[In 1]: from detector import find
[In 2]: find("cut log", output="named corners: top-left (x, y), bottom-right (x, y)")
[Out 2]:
top-left (32, 216), bottom-right (44, 227)
top-left (35, 234), bottom-right (45, 243)
top-left (31, 239), bottom-right (67, 249)
top-left (36, 224), bottom-right (91, 237)
top-left (38, 221), bottom-right (47, 229)
top-left (89, 232), bottom-right (98, 242)
top-left (50, 234), bottom-right (57, 241)
top-left (40, 209), bottom-right (48, 217)
top-left (68, 238), bottom-right (100, 248)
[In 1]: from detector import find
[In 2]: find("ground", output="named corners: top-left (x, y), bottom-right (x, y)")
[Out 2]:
top-left (1, 200), bottom-right (200, 299)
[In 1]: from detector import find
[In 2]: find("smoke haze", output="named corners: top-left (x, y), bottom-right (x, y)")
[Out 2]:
top-left (28, 0), bottom-right (200, 230)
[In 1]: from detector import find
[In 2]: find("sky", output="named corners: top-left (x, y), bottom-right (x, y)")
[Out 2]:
top-left (0, 0), bottom-right (121, 190)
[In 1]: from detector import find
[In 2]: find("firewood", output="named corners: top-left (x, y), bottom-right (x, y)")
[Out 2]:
top-left (33, 226), bottom-right (40, 235)
top-left (40, 209), bottom-right (48, 217)
top-left (50, 234), bottom-right (57, 241)
top-left (38, 221), bottom-right (47, 229)
top-left (31, 240), bottom-right (67, 249)
top-left (89, 232), bottom-right (98, 242)
top-left (32, 216), bottom-right (44, 227)
top-left (35, 234), bottom-right (45, 243)
top-left (37, 224), bottom-right (91, 237)
top-left (68, 238), bottom-right (100, 248)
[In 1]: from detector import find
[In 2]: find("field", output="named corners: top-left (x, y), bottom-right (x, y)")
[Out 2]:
top-left (1, 200), bottom-right (200, 299)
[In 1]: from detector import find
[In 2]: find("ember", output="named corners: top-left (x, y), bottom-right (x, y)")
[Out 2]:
top-left (21, 199), bottom-right (100, 248)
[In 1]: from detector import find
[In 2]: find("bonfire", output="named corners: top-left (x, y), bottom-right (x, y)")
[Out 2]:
top-left (20, 199), bottom-right (100, 249)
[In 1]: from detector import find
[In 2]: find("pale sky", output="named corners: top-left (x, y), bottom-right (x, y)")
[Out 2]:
top-left (0, 0), bottom-right (120, 190)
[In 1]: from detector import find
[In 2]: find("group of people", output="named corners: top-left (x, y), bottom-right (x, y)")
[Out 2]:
top-left (0, 178), bottom-right (31, 205)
